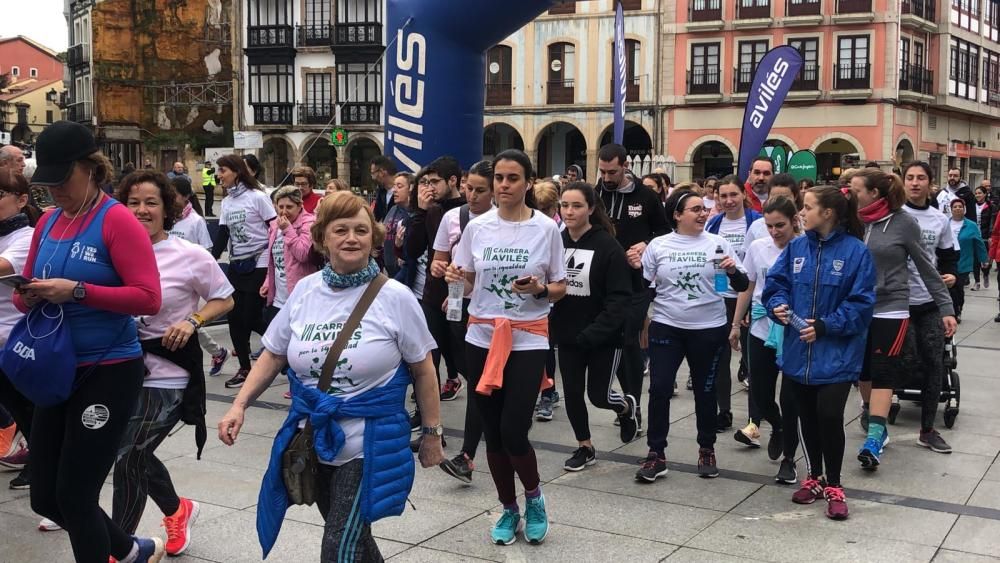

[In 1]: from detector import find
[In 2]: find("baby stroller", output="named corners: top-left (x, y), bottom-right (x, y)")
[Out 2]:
top-left (889, 336), bottom-right (961, 428)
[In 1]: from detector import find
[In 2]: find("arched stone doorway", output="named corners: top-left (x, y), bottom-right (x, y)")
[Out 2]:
top-left (536, 121), bottom-right (586, 178)
top-left (598, 121), bottom-right (653, 156)
top-left (349, 137), bottom-right (381, 191)
top-left (483, 123), bottom-right (525, 159)
top-left (260, 136), bottom-right (292, 187)
top-left (815, 137), bottom-right (861, 181)
top-left (895, 139), bottom-right (915, 167)
top-left (304, 137), bottom-right (338, 183)
top-left (692, 140), bottom-right (735, 179)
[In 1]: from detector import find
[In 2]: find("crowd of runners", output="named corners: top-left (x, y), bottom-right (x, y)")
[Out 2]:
top-left (0, 122), bottom-right (995, 562)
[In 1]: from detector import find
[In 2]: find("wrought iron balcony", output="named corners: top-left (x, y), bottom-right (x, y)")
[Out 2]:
top-left (834, 62), bottom-right (870, 89)
top-left (252, 102), bottom-right (294, 125)
top-left (690, 2), bottom-right (722, 21)
top-left (547, 80), bottom-right (575, 104)
top-left (246, 25), bottom-right (294, 49)
top-left (901, 0), bottom-right (936, 22)
top-left (486, 82), bottom-right (512, 106)
top-left (67, 44), bottom-right (89, 67)
top-left (786, 0), bottom-right (821, 16)
top-left (736, 1), bottom-right (770, 19)
top-left (296, 24), bottom-right (331, 47)
top-left (899, 64), bottom-right (934, 95)
top-left (687, 68), bottom-right (721, 95)
top-left (340, 102), bottom-right (381, 125)
top-left (298, 103), bottom-right (334, 125)
top-left (67, 100), bottom-right (92, 122)
top-left (332, 22), bottom-right (382, 47)
top-left (791, 63), bottom-right (820, 91)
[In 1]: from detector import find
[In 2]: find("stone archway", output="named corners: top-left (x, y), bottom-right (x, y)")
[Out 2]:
top-left (260, 136), bottom-right (294, 187)
top-left (691, 140), bottom-right (735, 179)
top-left (535, 121), bottom-right (587, 178)
top-left (483, 122), bottom-right (525, 158)
top-left (302, 136), bottom-right (338, 183)
top-left (598, 121), bottom-right (653, 156)
top-left (814, 136), bottom-right (861, 181)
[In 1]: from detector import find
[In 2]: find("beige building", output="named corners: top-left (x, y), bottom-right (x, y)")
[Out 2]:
top-left (0, 78), bottom-right (64, 145)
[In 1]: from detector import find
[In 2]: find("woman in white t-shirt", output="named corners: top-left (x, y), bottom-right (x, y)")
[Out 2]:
top-left (728, 197), bottom-right (801, 483)
top-left (211, 154), bottom-right (277, 389)
top-left (218, 193), bottom-right (444, 562)
top-left (446, 149), bottom-right (567, 547)
top-left (0, 168), bottom-right (37, 491)
top-left (637, 188), bottom-right (748, 483)
top-left (112, 171), bottom-right (234, 557)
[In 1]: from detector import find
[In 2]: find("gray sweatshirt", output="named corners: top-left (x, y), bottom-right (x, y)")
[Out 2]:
top-left (863, 212), bottom-right (955, 317)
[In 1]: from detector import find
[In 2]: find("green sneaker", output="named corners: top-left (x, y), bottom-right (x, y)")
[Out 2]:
top-left (524, 494), bottom-right (549, 544)
top-left (491, 508), bottom-right (520, 545)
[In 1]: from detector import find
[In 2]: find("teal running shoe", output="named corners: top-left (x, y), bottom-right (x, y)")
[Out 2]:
top-left (491, 508), bottom-right (520, 545)
top-left (524, 494), bottom-right (549, 544)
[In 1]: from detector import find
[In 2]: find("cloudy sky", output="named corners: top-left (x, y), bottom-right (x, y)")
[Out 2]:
top-left (2, 0), bottom-right (69, 52)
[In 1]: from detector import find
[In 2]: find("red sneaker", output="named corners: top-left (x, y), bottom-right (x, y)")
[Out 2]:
top-left (162, 497), bottom-right (200, 555)
top-left (791, 478), bottom-right (827, 504)
top-left (824, 486), bottom-right (849, 520)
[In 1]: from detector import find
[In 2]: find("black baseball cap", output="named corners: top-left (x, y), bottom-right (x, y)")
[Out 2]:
top-left (31, 121), bottom-right (100, 186)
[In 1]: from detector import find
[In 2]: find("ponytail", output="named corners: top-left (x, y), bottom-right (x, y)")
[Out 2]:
top-left (807, 186), bottom-right (864, 240)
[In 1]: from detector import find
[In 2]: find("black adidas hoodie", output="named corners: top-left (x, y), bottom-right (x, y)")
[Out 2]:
top-left (549, 225), bottom-right (633, 347)
top-left (595, 174), bottom-right (670, 294)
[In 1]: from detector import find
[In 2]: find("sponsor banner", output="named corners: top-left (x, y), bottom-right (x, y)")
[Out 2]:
top-left (737, 46), bottom-right (804, 182)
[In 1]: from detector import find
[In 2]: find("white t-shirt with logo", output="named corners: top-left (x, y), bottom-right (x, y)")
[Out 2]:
top-left (937, 187), bottom-right (960, 214)
top-left (412, 251), bottom-right (428, 301)
top-left (432, 205), bottom-right (493, 253)
top-left (272, 228), bottom-right (289, 307)
top-left (950, 219), bottom-right (964, 249)
top-left (262, 274), bottom-right (436, 466)
top-left (170, 213), bottom-right (212, 250)
top-left (0, 227), bottom-right (32, 344)
top-left (220, 188), bottom-right (277, 267)
top-left (453, 209), bottom-right (567, 351)
top-left (139, 236), bottom-right (234, 389)
top-left (742, 237), bottom-right (785, 341)
top-left (641, 231), bottom-right (744, 330)
top-left (717, 216), bottom-right (748, 298)
top-left (902, 204), bottom-right (956, 306)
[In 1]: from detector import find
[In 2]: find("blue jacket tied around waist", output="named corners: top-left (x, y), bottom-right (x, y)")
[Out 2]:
top-left (257, 364), bottom-right (414, 558)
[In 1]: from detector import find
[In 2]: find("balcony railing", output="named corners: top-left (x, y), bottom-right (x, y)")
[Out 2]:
top-left (486, 82), bottom-right (512, 106)
top-left (837, 0), bottom-right (872, 13)
top-left (340, 102), bottom-right (381, 124)
top-left (298, 103), bottom-right (334, 125)
top-left (734, 64), bottom-right (756, 93)
top-left (332, 22), bottom-right (382, 47)
top-left (899, 64), bottom-right (934, 95)
top-left (901, 0), bottom-right (936, 21)
top-left (791, 63), bottom-right (820, 90)
top-left (690, 2), bottom-right (722, 21)
top-left (687, 68), bottom-right (721, 95)
top-left (67, 101), bottom-right (92, 122)
top-left (736, 2), bottom-right (770, 19)
top-left (609, 77), bottom-right (641, 102)
top-left (296, 24), bottom-right (331, 47)
top-left (247, 25), bottom-right (294, 48)
top-left (547, 80), bottom-right (575, 104)
top-left (786, 0), bottom-right (821, 16)
top-left (67, 44), bottom-right (89, 67)
top-left (835, 62), bottom-right (871, 89)
top-left (987, 89), bottom-right (1000, 108)
top-left (252, 103), bottom-right (294, 125)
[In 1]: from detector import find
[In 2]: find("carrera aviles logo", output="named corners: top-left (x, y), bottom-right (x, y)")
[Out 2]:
top-left (750, 57), bottom-right (791, 129)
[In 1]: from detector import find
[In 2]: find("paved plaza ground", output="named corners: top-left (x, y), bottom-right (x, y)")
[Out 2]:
top-left (2, 291), bottom-right (1000, 562)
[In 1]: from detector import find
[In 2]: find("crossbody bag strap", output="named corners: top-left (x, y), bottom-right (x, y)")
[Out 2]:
top-left (316, 274), bottom-right (388, 393)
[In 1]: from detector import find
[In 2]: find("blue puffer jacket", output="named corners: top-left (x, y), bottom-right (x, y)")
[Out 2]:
top-left (706, 208), bottom-right (762, 235)
top-left (257, 365), bottom-right (413, 558)
top-left (763, 228), bottom-right (876, 385)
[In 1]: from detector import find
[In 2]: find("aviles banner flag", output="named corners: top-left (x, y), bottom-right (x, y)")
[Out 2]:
top-left (612, 1), bottom-right (626, 144)
top-left (736, 45), bottom-right (804, 181)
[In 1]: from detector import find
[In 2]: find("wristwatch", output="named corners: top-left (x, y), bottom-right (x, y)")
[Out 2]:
top-left (420, 425), bottom-right (444, 437)
top-left (533, 285), bottom-right (549, 300)
top-left (72, 281), bottom-right (86, 302)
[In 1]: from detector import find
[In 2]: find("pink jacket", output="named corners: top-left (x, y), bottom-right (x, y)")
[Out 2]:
top-left (263, 210), bottom-right (318, 307)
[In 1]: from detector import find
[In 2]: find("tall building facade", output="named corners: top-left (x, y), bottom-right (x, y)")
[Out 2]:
top-left (235, 0), bottom-right (385, 187)
top-left (0, 36), bottom-right (65, 145)
top-left (664, 0), bottom-right (1000, 184)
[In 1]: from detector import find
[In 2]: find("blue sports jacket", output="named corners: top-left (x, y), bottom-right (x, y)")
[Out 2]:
top-left (763, 228), bottom-right (876, 385)
top-left (257, 365), bottom-right (414, 558)
top-left (706, 208), bottom-right (762, 235)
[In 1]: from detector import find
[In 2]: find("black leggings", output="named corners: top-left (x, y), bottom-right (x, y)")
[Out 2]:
top-left (112, 387), bottom-right (183, 534)
top-left (747, 336), bottom-right (800, 458)
top-left (785, 378), bottom-right (852, 486)
top-left (30, 358), bottom-right (145, 563)
top-left (950, 273), bottom-right (968, 317)
top-left (422, 300), bottom-right (458, 383)
top-left (559, 343), bottom-right (628, 442)
top-left (717, 297), bottom-right (745, 413)
top-left (448, 304), bottom-right (483, 459)
top-left (646, 322), bottom-right (727, 453)
top-left (467, 344), bottom-right (545, 505)
top-left (900, 306), bottom-right (946, 431)
top-left (615, 297), bottom-right (647, 410)
top-left (228, 267), bottom-right (268, 369)
top-left (316, 459), bottom-right (383, 563)
top-left (0, 367), bottom-right (34, 440)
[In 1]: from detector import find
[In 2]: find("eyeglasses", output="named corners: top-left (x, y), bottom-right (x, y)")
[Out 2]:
top-left (682, 205), bottom-right (707, 214)
top-left (292, 181), bottom-right (310, 187)
top-left (418, 178), bottom-right (444, 186)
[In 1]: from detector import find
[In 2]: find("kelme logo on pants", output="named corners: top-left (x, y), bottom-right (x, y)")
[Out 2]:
top-left (81, 404), bottom-right (110, 430)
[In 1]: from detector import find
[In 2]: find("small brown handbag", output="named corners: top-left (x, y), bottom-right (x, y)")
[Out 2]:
top-left (282, 274), bottom-right (388, 506)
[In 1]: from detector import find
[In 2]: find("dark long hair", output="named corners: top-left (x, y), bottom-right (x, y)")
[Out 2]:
top-left (170, 176), bottom-right (205, 217)
top-left (762, 196), bottom-right (800, 233)
top-left (217, 154), bottom-right (262, 191)
top-left (492, 149), bottom-right (537, 209)
top-left (562, 181), bottom-right (615, 237)
top-left (664, 187), bottom-right (699, 231)
top-left (807, 186), bottom-right (863, 239)
top-left (0, 168), bottom-right (40, 225)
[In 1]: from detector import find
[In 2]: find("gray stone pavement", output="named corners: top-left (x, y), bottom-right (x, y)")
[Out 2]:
top-left (3, 292), bottom-right (1000, 562)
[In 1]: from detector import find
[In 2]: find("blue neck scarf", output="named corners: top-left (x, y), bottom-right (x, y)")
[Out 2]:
top-left (322, 258), bottom-right (379, 289)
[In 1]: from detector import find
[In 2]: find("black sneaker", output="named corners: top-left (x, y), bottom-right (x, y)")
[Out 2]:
top-left (410, 434), bottom-right (446, 453)
top-left (224, 369), bottom-right (249, 389)
top-left (618, 395), bottom-right (639, 443)
top-left (409, 410), bottom-right (422, 432)
top-left (918, 429), bottom-right (953, 454)
top-left (698, 448), bottom-right (719, 478)
top-left (563, 446), bottom-right (597, 472)
top-left (440, 452), bottom-right (474, 483)
top-left (9, 469), bottom-right (29, 490)
top-left (635, 452), bottom-right (668, 482)
top-left (715, 410), bottom-right (733, 433)
top-left (775, 458), bottom-right (797, 484)
top-left (767, 429), bottom-right (783, 461)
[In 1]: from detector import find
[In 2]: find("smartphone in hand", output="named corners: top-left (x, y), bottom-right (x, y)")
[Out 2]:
top-left (0, 274), bottom-right (30, 289)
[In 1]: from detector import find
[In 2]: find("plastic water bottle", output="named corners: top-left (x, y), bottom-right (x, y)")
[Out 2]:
top-left (446, 280), bottom-right (464, 322)
top-left (713, 245), bottom-right (728, 292)
top-left (787, 310), bottom-right (810, 331)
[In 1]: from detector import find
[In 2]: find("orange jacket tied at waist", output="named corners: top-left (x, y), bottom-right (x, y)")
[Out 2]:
top-left (467, 316), bottom-right (554, 396)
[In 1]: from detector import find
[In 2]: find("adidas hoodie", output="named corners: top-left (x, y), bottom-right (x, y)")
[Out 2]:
top-left (549, 225), bottom-right (633, 347)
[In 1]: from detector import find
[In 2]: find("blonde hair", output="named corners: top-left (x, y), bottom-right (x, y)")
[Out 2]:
top-left (311, 192), bottom-right (385, 256)
top-left (533, 180), bottom-right (559, 214)
top-left (325, 178), bottom-right (350, 192)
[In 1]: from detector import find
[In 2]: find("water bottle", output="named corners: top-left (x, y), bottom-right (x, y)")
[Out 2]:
top-left (446, 280), bottom-right (464, 322)
top-left (713, 245), bottom-right (728, 292)
top-left (787, 310), bottom-right (810, 331)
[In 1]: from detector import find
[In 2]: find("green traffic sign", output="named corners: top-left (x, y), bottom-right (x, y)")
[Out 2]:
top-left (331, 128), bottom-right (348, 147)
top-left (787, 150), bottom-right (819, 182)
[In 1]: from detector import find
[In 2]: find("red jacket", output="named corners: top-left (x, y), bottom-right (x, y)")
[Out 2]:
top-left (745, 181), bottom-right (763, 212)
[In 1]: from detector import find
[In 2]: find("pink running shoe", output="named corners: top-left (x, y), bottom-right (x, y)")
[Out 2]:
top-left (791, 478), bottom-right (827, 504)
top-left (824, 486), bottom-right (849, 520)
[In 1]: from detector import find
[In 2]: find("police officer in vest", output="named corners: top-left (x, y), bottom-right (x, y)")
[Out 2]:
top-left (202, 161), bottom-right (218, 217)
